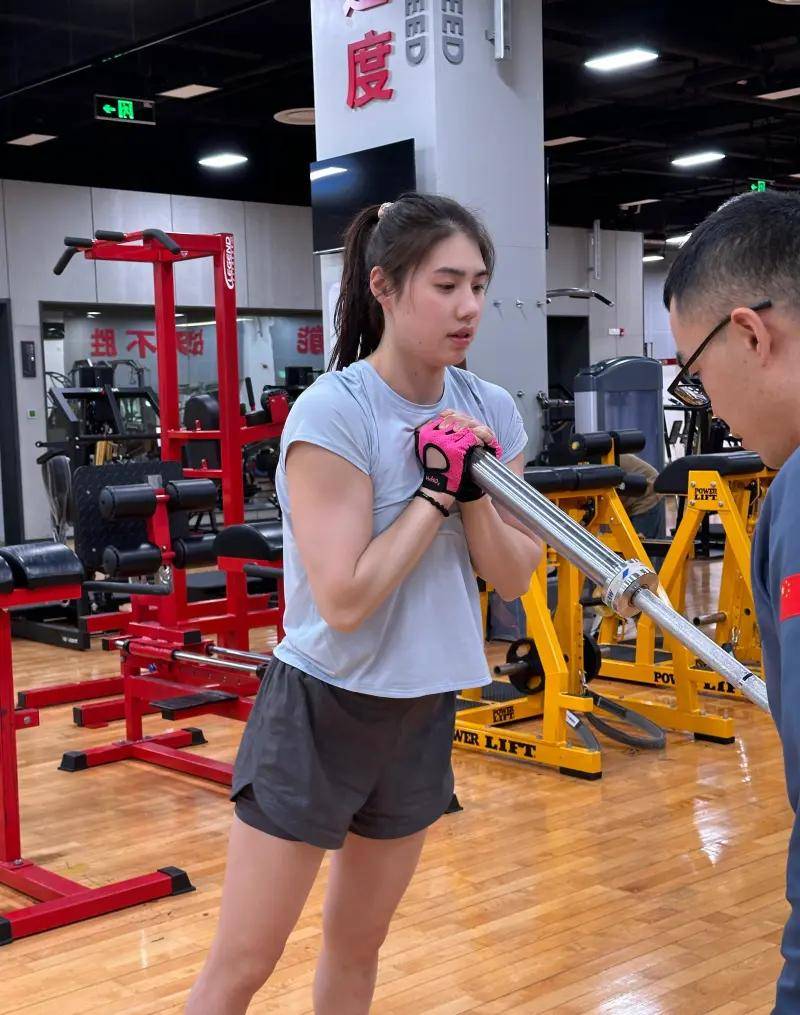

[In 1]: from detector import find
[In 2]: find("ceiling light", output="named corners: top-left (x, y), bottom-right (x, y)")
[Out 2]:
top-left (544, 136), bottom-right (586, 147)
top-left (177, 317), bottom-right (253, 328)
top-left (7, 133), bottom-right (57, 146)
top-left (175, 313), bottom-right (186, 318)
top-left (618, 197), bottom-right (661, 210)
top-left (310, 166), bottom-right (348, 182)
top-left (757, 85), bottom-right (800, 101)
top-left (87, 312), bottom-right (101, 318)
top-left (768, 0), bottom-right (800, 5)
top-left (671, 151), bottom-right (725, 167)
top-left (643, 255), bottom-right (665, 263)
top-left (584, 48), bottom-right (658, 73)
top-left (274, 107), bottom-right (316, 126)
top-left (159, 84), bottom-right (220, 100)
top-left (198, 153), bottom-right (248, 169)
top-left (666, 232), bottom-right (692, 246)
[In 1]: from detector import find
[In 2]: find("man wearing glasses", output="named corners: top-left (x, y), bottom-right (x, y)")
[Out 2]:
top-left (664, 189), bottom-right (800, 1012)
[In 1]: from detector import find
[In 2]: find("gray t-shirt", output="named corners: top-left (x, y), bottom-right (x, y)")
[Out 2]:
top-left (273, 359), bottom-right (528, 697)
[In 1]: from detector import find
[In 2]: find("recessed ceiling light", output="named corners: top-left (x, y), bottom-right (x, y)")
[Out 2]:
top-left (274, 107), bottom-right (315, 126)
top-left (159, 84), bottom-right (220, 100)
top-left (544, 136), bottom-right (586, 147)
top-left (7, 133), bottom-right (57, 146)
top-left (618, 197), bottom-right (661, 210)
top-left (585, 48), bottom-right (659, 73)
top-left (757, 85), bottom-right (800, 101)
top-left (87, 312), bottom-right (101, 318)
top-left (666, 232), bottom-right (692, 246)
top-left (198, 153), bottom-right (248, 169)
top-left (768, 0), bottom-right (800, 5)
top-left (643, 254), bottom-right (665, 263)
top-left (310, 166), bottom-right (348, 182)
top-left (671, 151), bottom-right (725, 167)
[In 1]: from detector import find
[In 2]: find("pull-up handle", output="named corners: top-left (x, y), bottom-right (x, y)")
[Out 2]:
top-left (143, 228), bottom-right (181, 254)
top-left (95, 229), bottom-right (126, 241)
top-left (53, 236), bottom-right (93, 275)
top-left (53, 248), bottom-right (77, 275)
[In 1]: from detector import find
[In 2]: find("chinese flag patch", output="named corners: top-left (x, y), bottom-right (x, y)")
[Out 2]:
top-left (781, 575), bottom-right (800, 621)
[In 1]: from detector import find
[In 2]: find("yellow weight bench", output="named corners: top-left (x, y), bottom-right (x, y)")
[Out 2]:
top-left (457, 463), bottom-right (734, 780)
top-left (596, 451), bottom-right (772, 699)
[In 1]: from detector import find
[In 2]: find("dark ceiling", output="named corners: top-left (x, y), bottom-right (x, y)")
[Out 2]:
top-left (2, 0), bottom-right (800, 243)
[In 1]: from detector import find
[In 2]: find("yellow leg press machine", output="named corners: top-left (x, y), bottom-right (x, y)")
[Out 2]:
top-left (456, 451), bottom-right (769, 779)
top-left (596, 451), bottom-right (773, 699)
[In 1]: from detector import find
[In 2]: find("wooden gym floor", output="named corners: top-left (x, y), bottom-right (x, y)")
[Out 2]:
top-left (0, 558), bottom-right (790, 1014)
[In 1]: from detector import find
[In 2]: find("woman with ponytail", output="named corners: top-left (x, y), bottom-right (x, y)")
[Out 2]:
top-left (187, 193), bottom-right (541, 1014)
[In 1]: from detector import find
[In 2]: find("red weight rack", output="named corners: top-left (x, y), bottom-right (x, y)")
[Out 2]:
top-left (24, 228), bottom-right (287, 714)
top-left (1, 576), bottom-right (192, 945)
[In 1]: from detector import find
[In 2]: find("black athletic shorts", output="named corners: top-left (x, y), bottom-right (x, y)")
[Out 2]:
top-left (230, 657), bottom-right (457, 850)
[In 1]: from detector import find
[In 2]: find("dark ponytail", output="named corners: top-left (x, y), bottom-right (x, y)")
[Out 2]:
top-left (329, 192), bottom-right (495, 371)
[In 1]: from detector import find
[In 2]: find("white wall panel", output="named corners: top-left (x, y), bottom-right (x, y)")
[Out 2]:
top-left (5, 181), bottom-right (96, 323)
top-left (245, 203), bottom-right (318, 310)
top-left (171, 195), bottom-right (247, 308)
top-left (92, 188), bottom-right (173, 305)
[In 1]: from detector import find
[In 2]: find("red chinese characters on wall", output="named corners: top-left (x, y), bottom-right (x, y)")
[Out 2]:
top-left (125, 329), bottom-right (157, 358)
top-left (343, 0), bottom-right (390, 16)
top-left (177, 330), bottom-right (205, 357)
top-left (85, 327), bottom-right (206, 360)
top-left (347, 30), bottom-right (395, 109)
top-left (297, 324), bottom-right (324, 356)
top-left (90, 328), bottom-right (118, 358)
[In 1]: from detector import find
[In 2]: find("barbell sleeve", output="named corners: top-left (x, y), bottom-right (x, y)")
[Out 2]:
top-left (469, 449), bottom-right (770, 712)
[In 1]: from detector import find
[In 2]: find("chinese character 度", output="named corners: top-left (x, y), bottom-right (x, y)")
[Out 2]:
top-left (347, 31), bottom-right (395, 109)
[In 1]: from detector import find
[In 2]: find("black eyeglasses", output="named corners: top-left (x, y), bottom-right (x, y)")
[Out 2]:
top-left (667, 298), bottom-right (772, 409)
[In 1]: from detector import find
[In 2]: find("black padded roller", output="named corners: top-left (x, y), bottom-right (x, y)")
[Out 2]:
top-left (99, 484), bottom-right (158, 520)
top-left (573, 465), bottom-right (625, 490)
top-left (610, 429), bottom-right (646, 454)
top-left (165, 479), bottom-right (218, 512)
top-left (523, 467), bottom-right (577, 493)
top-left (173, 534), bottom-right (218, 568)
top-left (571, 432), bottom-right (613, 457)
top-left (0, 542), bottom-right (84, 589)
top-left (620, 473), bottom-right (649, 497)
top-left (0, 557), bottom-right (13, 594)
top-left (102, 543), bottom-right (162, 578)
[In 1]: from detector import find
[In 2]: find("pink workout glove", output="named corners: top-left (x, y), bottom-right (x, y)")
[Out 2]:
top-left (414, 416), bottom-right (502, 500)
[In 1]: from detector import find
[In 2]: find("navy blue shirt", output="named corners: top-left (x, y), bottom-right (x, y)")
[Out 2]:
top-left (752, 446), bottom-right (800, 1012)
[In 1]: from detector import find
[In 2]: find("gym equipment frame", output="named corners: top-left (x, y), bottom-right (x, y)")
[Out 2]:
top-left (458, 460), bottom-right (735, 778)
top-left (22, 228), bottom-right (287, 711)
top-left (470, 451), bottom-right (767, 711)
top-left (0, 543), bottom-right (192, 945)
top-left (598, 452), bottom-right (772, 699)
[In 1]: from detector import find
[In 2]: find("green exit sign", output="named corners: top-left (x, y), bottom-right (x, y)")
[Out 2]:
top-left (751, 179), bottom-right (767, 192)
top-left (94, 95), bottom-right (156, 125)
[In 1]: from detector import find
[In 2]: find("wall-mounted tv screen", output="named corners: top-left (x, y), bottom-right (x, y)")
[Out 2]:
top-left (310, 138), bottom-right (417, 254)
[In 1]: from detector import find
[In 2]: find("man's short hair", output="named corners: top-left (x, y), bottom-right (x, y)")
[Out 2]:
top-left (663, 190), bottom-right (800, 319)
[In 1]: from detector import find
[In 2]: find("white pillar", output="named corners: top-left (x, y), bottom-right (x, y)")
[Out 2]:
top-left (310, 0), bottom-right (548, 456)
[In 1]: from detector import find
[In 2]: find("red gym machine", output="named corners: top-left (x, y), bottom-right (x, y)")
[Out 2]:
top-left (22, 228), bottom-right (288, 716)
top-left (0, 543), bottom-right (192, 944)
